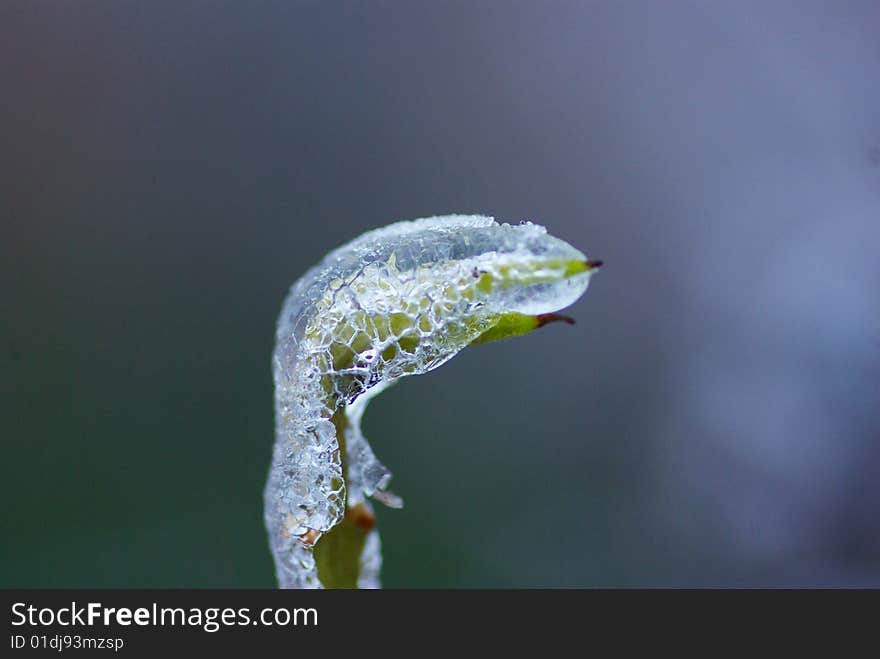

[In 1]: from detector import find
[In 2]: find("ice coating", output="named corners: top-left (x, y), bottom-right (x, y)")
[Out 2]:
top-left (265, 215), bottom-right (598, 588)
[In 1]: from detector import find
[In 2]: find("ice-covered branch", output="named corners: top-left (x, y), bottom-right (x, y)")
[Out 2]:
top-left (265, 215), bottom-right (601, 588)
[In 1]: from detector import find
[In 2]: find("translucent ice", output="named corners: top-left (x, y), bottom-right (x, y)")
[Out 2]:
top-left (265, 215), bottom-right (600, 588)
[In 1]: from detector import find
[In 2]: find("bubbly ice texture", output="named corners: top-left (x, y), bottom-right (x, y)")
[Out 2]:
top-left (265, 215), bottom-right (597, 588)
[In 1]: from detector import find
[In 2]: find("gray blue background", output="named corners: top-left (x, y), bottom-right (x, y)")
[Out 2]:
top-left (3, 1), bottom-right (879, 587)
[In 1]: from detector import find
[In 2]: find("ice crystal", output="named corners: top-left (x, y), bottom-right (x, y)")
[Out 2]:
top-left (265, 215), bottom-right (598, 588)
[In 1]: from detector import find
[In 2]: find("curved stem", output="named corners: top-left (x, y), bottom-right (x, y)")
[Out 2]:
top-left (313, 410), bottom-right (375, 588)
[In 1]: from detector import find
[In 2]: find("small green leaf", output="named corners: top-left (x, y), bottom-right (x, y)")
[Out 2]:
top-left (469, 312), bottom-right (541, 344)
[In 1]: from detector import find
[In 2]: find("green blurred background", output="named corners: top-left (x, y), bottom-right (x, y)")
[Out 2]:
top-left (3, 1), bottom-right (879, 587)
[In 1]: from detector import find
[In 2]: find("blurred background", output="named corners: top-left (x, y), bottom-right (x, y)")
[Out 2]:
top-left (2, 1), bottom-right (879, 587)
